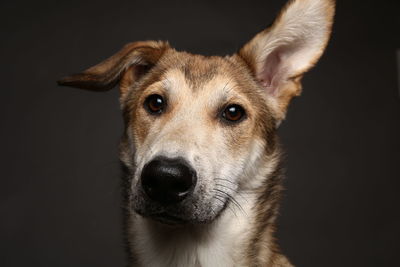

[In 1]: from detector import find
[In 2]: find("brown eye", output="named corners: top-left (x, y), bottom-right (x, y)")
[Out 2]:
top-left (145, 94), bottom-right (165, 114)
top-left (222, 104), bottom-right (245, 123)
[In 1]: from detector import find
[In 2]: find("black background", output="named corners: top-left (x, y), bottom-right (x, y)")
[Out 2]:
top-left (1, 0), bottom-right (399, 266)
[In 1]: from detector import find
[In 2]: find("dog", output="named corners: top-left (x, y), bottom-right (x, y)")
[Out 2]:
top-left (58, 0), bottom-right (335, 266)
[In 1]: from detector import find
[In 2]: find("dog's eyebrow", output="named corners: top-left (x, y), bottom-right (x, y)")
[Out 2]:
top-left (220, 78), bottom-right (237, 95)
top-left (214, 81), bottom-right (232, 102)
top-left (221, 80), bottom-right (233, 94)
top-left (161, 78), bottom-right (172, 91)
top-left (142, 77), bottom-right (172, 95)
top-left (207, 79), bottom-right (242, 107)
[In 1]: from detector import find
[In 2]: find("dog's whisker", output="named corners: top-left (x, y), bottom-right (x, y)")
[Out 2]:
top-left (213, 194), bottom-right (238, 218)
top-left (215, 178), bottom-right (257, 195)
top-left (215, 183), bottom-right (251, 205)
top-left (215, 180), bottom-right (259, 196)
top-left (215, 183), bottom-right (236, 192)
top-left (215, 178), bottom-right (236, 186)
top-left (222, 192), bottom-right (246, 216)
top-left (213, 188), bottom-right (246, 216)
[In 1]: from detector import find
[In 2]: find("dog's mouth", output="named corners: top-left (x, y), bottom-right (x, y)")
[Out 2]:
top-left (131, 181), bottom-right (233, 225)
top-left (134, 196), bottom-right (232, 225)
top-left (149, 212), bottom-right (188, 225)
top-left (134, 209), bottom-right (189, 225)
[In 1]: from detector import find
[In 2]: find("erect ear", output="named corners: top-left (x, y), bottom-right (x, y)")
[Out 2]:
top-left (57, 40), bottom-right (170, 99)
top-left (238, 0), bottom-right (335, 121)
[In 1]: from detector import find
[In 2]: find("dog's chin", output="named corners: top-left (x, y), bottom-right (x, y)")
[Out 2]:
top-left (135, 209), bottom-right (215, 225)
top-left (143, 212), bottom-right (189, 225)
top-left (133, 197), bottom-right (231, 226)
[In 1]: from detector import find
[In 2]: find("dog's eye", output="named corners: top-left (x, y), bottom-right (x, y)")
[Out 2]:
top-left (145, 94), bottom-right (165, 114)
top-left (222, 104), bottom-right (245, 123)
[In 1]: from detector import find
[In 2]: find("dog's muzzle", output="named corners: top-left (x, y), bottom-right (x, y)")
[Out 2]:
top-left (141, 156), bottom-right (197, 205)
top-left (133, 156), bottom-right (225, 225)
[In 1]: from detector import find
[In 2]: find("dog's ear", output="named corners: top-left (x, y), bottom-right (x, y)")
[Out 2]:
top-left (58, 40), bottom-right (170, 98)
top-left (238, 0), bottom-right (335, 121)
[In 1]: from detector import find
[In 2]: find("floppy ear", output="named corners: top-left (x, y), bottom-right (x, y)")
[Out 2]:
top-left (238, 0), bottom-right (335, 120)
top-left (57, 40), bottom-right (170, 98)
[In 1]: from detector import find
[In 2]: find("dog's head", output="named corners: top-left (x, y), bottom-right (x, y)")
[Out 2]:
top-left (59, 0), bottom-right (334, 224)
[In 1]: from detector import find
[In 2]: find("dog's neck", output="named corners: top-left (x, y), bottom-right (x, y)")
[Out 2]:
top-left (128, 156), bottom-right (289, 267)
top-left (130, 193), bottom-right (260, 267)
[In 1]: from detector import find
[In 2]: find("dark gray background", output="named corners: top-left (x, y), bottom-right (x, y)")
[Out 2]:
top-left (1, 0), bottom-right (399, 266)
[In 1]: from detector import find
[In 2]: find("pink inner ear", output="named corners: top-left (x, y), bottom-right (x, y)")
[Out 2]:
top-left (257, 48), bottom-right (287, 96)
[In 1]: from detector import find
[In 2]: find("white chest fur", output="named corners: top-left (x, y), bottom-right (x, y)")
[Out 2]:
top-left (131, 196), bottom-right (256, 267)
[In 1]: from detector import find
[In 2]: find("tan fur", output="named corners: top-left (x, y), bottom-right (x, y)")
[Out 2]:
top-left (58, 0), bottom-right (335, 266)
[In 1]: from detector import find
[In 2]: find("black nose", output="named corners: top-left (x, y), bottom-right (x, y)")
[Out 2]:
top-left (141, 157), bottom-right (197, 205)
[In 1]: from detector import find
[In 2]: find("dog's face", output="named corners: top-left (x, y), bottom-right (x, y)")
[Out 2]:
top-left (59, 0), bottom-right (335, 224)
top-left (120, 52), bottom-right (278, 223)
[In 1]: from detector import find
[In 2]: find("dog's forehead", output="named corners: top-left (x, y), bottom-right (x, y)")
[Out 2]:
top-left (158, 51), bottom-right (237, 93)
top-left (178, 56), bottom-right (219, 91)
